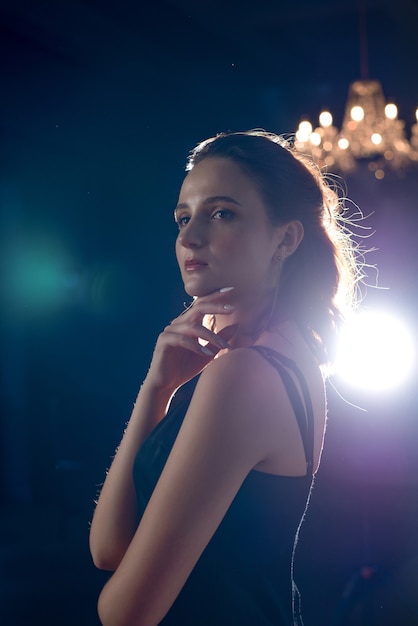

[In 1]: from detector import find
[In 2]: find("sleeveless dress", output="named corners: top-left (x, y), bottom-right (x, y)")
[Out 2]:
top-left (133, 346), bottom-right (316, 625)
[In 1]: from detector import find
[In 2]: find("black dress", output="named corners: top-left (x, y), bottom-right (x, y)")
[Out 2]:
top-left (133, 346), bottom-right (315, 625)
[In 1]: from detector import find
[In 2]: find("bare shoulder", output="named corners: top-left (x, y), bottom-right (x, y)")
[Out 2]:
top-left (188, 347), bottom-right (293, 442)
top-left (173, 347), bottom-right (284, 474)
top-left (191, 344), bottom-right (326, 476)
top-left (197, 346), bottom-right (283, 409)
top-left (205, 345), bottom-right (274, 381)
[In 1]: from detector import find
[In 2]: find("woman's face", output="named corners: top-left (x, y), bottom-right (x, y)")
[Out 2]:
top-left (175, 157), bottom-right (285, 300)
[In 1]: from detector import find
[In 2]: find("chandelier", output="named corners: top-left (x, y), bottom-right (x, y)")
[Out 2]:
top-left (293, 1), bottom-right (417, 177)
top-left (294, 79), bottom-right (418, 177)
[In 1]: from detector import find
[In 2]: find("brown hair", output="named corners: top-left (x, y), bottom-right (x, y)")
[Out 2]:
top-left (186, 130), bottom-right (360, 369)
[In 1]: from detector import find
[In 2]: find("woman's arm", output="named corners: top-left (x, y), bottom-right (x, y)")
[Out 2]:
top-left (96, 348), bottom-right (285, 626)
top-left (89, 380), bottom-right (173, 570)
top-left (89, 291), bottom-right (236, 571)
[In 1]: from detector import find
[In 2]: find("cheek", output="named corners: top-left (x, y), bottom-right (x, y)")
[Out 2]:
top-left (175, 241), bottom-right (183, 268)
top-left (175, 236), bottom-right (181, 255)
top-left (242, 239), bottom-right (275, 274)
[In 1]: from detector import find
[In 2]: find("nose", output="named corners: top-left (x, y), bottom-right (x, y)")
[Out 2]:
top-left (177, 217), bottom-right (206, 248)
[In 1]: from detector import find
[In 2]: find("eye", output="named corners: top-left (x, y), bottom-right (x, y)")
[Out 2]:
top-left (175, 214), bottom-right (190, 228)
top-left (212, 208), bottom-right (234, 220)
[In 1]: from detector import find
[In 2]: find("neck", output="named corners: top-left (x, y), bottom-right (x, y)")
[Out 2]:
top-left (213, 288), bottom-right (281, 348)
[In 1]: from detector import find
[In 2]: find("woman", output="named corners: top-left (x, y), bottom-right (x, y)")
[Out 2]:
top-left (89, 130), bottom-right (358, 626)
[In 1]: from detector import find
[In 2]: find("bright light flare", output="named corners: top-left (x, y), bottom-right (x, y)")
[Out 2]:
top-left (338, 137), bottom-right (349, 150)
top-left (310, 132), bottom-right (321, 146)
top-left (335, 311), bottom-right (415, 391)
top-left (351, 106), bottom-right (364, 122)
top-left (296, 121), bottom-right (313, 143)
top-left (385, 103), bottom-right (398, 120)
top-left (319, 111), bottom-right (333, 128)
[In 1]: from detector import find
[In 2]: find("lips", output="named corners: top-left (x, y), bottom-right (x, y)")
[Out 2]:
top-left (185, 258), bottom-right (208, 271)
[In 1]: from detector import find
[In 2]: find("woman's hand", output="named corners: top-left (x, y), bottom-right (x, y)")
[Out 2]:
top-left (145, 288), bottom-right (237, 394)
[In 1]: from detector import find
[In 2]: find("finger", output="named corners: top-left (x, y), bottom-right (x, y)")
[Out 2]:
top-left (179, 287), bottom-right (234, 314)
top-left (188, 286), bottom-right (234, 303)
top-left (204, 324), bottom-right (238, 354)
top-left (164, 323), bottom-right (229, 352)
top-left (163, 331), bottom-right (216, 358)
top-left (171, 302), bottom-right (235, 328)
top-left (217, 323), bottom-right (238, 341)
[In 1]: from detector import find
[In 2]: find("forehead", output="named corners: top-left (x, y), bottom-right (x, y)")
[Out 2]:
top-left (179, 157), bottom-right (262, 202)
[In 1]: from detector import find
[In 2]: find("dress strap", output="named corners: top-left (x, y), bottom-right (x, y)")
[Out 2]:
top-left (248, 345), bottom-right (315, 475)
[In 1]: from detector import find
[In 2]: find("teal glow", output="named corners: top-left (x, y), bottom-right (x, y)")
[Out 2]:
top-left (3, 234), bottom-right (78, 314)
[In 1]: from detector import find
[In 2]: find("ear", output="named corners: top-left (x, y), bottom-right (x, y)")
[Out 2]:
top-left (277, 220), bottom-right (304, 260)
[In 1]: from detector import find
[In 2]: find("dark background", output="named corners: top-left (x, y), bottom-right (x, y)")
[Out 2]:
top-left (1, 1), bottom-right (418, 624)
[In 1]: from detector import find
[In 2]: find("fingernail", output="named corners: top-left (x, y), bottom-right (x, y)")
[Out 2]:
top-left (223, 304), bottom-right (234, 311)
top-left (219, 287), bottom-right (234, 293)
top-left (200, 346), bottom-right (214, 356)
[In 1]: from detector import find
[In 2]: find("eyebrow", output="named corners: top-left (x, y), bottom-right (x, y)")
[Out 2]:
top-left (174, 195), bottom-right (242, 214)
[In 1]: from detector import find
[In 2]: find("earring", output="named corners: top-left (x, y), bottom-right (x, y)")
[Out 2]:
top-left (274, 246), bottom-right (287, 262)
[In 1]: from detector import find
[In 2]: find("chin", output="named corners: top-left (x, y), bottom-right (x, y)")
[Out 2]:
top-left (183, 282), bottom-right (216, 298)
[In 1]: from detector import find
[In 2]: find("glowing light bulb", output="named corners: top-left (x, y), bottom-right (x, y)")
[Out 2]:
top-left (299, 121), bottom-right (312, 134)
top-left (338, 137), bottom-right (349, 150)
top-left (350, 106), bottom-right (364, 122)
top-left (385, 103), bottom-right (397, 120)
top-left (371, 133), bottom-right (382, 145)
top-left (296, 121), bottom-right (313, 143)
top-left (310, 132), bottom-right (321, 146)
top-left (319, 111), bottom-right (333, 128)
top-left (416, 108), bottom-right (418, 123)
